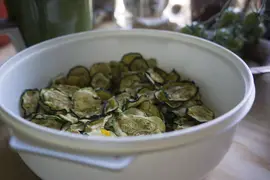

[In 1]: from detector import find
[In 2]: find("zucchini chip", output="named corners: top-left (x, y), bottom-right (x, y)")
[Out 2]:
top-left (89, 63), bottom-right (112, 78)
top-left (154, 67), bottom-right (168, 79)
top-left (58, 113), bottom-right (79, 124)
top-left (119, 62), bottom-right (129, 73)
top-left (139, 101), bottom-right (161, 118)
top-left (84, 118), bottom-right (105, 133)
top-left (165, 69), bottom-right (181, 82)
top-left (138, 87), bottom-right (153, 95)
top-left (119, 74), bottom-right (141, 92)
top-left (187, 105), bottom-right (215, 122)
top-left (137, 87), bottom-right (155, 100)
top-left (72, 88), bottom-right (103, 118)
top-left (84, 116), bottom-right (116, 137)
top-left (173, 117), bottom-right (199, 130)
top-left (21, 89), bottom-right (40, 118)
top-left (154, 90), bottom-right (182, 108)
top-left (126, 95), bottom-right (149, 109)
top-left (146, 58), bottom-right (157, 68)
top-left (164, 82), bottom-right (198, 101)
top-left (91, 72), bottom-right (111, 89)
top-left (61, 122), bottom-right (84, 134)
top-left (104, 97), bottom-right (119, 114)
top-left (104, 115), bottom-right (116, 133)
top-left (129, 58), bottom-right (149, 72)
top-left (182, 93), bottom-right (202, 108)
top-left (31, 114), bottom-right (63, 130)
top-left (115, 113), bottom-right (166, 136)
top-left (40, 88), bottom-right (71, 112)
top-left (109, 61), bottom-right (121, 82)
top-left (121, 52), bottom-right (143, 65)
top-left (67, 66), bottom-right (90, 87)
top-left (51, 74), bottom-right (67, 86)
top-left (38, 101), bottom-right (54, 114)
top-left (95, 88), bottom-right (113, 101)
top-left (115, 92), bottom-right (131, 110)
top-left (124, 108), bottom-right (147, 116)
top-left (146, 68), bottom-right (164, 84)
top-left (54, 84), bottom-right (80, 97)
top-left (172, 108), bottom-right (187, 117)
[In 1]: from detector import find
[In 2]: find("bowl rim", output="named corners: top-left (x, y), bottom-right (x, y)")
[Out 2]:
top-left (0, 29), bottom-right (254, 144)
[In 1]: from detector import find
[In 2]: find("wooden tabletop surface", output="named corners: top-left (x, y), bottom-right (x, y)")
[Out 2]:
top-left (0, 35), bottom-right (270, 180)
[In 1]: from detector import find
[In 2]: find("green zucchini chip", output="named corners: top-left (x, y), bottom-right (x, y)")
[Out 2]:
top-left (137, 87), bottom-right (155, 100)
top-left (104, 97), bottom-right (119, 114)
top-left (36, 105), bottom-right (46, 114)
top-left (79, 119), bottom-right (91, 124)
top-left (115, 113), bottom-right (166, 136)
top-left (31, 114), bottom-right (63, 130)
top-left (119, 74), bottom-right (141, 92)
top-left (121, 70), bottom-right (141, 78)
top-left (40, 88), bottom-right (71, 112)
top-left (72, 88), bottom-right (103, 118)
top-left (51, 74), bottom-right (67, 86)
top-left (164, 82), bottom-right (198, 101)
top-left (58, 113), bottom-right (79, 124)
top-left (66, 75), bottom-right (90, 88)
top-left (126, 95), bottom-right (149, 109)
top-left (172, 107), bottom-right (187, 117)
top-left (124, 108), bottom-right (147, 116)
top-left (187, 105), bottom-right (215, 122)
top-left (121, 52), bottom-right (143, 65)
top-left (112, 117), bottom-right (128, 137)
top-left (129, 58), bottom-right (149, 72)
top-left (115, 92), bottom-right (131, 110)
top-left (38, 101), bottom-right (54, 114)
top-left (54, 84), bottom-right (80, 97)
top-left (62, 122), bottom-right (84, 134)
top-left (165, 69), bottom-right (181, 82)
top-left (182, 92), bottom-right (202, 108)
top-left (154, 90), bottom-right (182, 108)
top-left (84, 118), bottom-right (105, 132)
top-left (21, 89), bottom-right (40, 118)
top-left (90, 72), bottom-right (111, 90)
top-left (155, 90), bottom-right (168, 102)
top-left (89, 63), bottom-right (112, 78)
top-left (119, 62), bottom-right (129, 73)
top-left (104, 115), bottom-right (116, 133)
top-left (67, 66), bottom-right (90, 87)
top-left (154, 67), bottom-right (168, 79)
top-left (85, 115), bottom-right (116, 137)
top-left (95, 88), bottom-right (113, 101)
top-left (138, 87), bottom-right (153, 95)
top-left (165, 101), bottom-right (183, 109)
top-left (68, 66), bottom-right (89, 77)
top-left (109, 61), bottom-right (121, 80)
top-left (146, 58), bottom-right (157, 68)
top-left (146, 68), bottom-right (164, 84)
top-left (173, 117), bottom-right (199, 130)
top-left (139, 101), bottom-right (161, 118)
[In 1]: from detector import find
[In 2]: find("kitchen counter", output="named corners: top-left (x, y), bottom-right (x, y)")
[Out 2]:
top-left (0, 33), bottom-right (270, 180)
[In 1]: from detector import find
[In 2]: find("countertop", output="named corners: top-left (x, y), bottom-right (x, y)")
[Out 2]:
top-left (0, 33), bottom-right (270, 180)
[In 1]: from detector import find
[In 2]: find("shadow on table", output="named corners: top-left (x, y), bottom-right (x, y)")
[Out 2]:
top-left (0, 124), bottom-right (40, 180)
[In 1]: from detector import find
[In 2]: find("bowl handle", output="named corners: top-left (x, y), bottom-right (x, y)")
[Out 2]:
top-left (9, 136), bottom-right (135, 171)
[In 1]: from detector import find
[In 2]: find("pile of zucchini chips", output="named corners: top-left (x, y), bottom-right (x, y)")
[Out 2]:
top-left (21, 52), bottom-right (215, 137)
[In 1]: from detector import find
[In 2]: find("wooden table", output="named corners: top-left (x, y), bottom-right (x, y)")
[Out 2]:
top-left (0, 36), bottom-right (270, 180)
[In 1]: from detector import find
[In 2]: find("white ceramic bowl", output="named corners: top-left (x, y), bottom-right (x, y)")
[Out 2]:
top-left (0, 29), bottom-right (255, 180)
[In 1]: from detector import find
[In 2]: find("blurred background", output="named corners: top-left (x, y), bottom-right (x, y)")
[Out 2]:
top-left (0, 0), bottom-right (269, 64)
